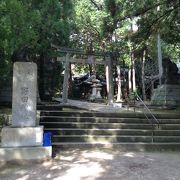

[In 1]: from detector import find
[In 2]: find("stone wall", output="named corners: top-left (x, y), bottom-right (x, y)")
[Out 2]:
top-left (151, 84), bottom-right (180, 106)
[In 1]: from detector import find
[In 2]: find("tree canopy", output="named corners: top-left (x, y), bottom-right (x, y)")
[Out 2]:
top-left (0, 0), bottom-right (179, 85)
top-left (72, 0), bottom-right (180, 61)
top-left (0, 0), bottom-right (73, 85)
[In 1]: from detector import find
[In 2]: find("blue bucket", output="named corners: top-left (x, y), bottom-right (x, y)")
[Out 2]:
top-left (43, 132), bottom-right (52, 146)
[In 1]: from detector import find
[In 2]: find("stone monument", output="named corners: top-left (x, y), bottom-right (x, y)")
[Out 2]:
top-left (0, 62), bottom-right (52, 161)
top-left (151, 58), bottom-right (180, 107)
top-left (12, 62), bottom-right (37, 127)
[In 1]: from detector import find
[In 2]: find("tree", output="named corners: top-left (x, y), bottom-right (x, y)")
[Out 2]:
top-left (29, 0), bottom-right (73, 100)
top-left (1, 0), bottom-right (180, 100)
top-left (0, 0), bottom-right (74, 99)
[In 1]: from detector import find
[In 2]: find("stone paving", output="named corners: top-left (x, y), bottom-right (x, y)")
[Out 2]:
top-left (1, 148), bottom-right (180, 180)
top-left (53, 98), bottom-right (180, 114)
top-left (54, 98), bottom-right (135, 112)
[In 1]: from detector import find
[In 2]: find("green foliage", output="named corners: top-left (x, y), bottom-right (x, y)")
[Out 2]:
top-left (0, 114), bottom-right (11, 126)
top-left (1, 0), bottom-right (180, 88)
top-left (0, 0), bottom-right (73, 88)
top-left (161, 41), bottom-right (180, 61)
top-left (73, 64), bottom-right (89, 74)
top-left (72, 0), bottom-right (107, 51)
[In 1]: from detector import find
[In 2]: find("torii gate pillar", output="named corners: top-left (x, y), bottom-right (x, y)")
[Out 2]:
top-left (62, 53), bottom-right (70, 103)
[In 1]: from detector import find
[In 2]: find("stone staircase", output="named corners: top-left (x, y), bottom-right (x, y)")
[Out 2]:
top-left (40, 109), bottom-right (180, 151)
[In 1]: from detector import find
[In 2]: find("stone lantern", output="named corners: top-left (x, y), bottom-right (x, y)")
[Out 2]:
top-left (89, 75), bottom-right (102, 101)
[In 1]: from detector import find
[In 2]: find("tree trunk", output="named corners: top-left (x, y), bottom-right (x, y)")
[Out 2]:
top-left (105, 56), bottom-right (114, 104)
top-left (131, 52), bottom-right (136, 92)
top-left (157, 34), bottom-right (163, 85)
top-left (89, 64), bottom-right (92, 75)
top-left (116, 65), bottom-right (122, 102)
top-left (128, 67), bottom-right (132, 93)
top-left (141, 50), bottom-right (146, 100)
top-left (38, 54), bottom-right (45, 101)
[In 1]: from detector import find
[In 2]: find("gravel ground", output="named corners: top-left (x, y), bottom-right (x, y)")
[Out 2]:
top-left (0, 148), bottom-right (180, 180)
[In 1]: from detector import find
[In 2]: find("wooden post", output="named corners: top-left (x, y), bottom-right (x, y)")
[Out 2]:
top-left (105, 56), bottom-right (114, 104)
top-left (62, 53), bottom-right (70, 103)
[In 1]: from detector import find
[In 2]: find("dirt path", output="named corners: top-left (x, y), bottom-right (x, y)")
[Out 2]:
top-left (1, 149), bottom-right (180, 180)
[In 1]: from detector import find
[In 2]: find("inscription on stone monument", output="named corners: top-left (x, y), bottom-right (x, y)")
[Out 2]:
top-left (12, 62), bottom-right (37, 127)
top-left (21, 87), bottom-right (29, 103)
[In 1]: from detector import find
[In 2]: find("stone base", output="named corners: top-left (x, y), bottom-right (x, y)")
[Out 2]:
top-left (1, 126), bottom-right (43, 147)
top-left (112, 103), bottom-right (122, 108)
top-left (0, 146), bottom-right (52, 161)
top-left (151, 84), bottom-right (180, 106)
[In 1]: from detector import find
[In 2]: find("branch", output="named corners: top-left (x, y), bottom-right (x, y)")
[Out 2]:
top-left (89, 0), bottom-right (102, 10)
top-left (145, 4), bottom-right (180, 37)
top-left (88, 23), bottom-right (101, 38)
top-left (118, 1), bottom-right (166, 22)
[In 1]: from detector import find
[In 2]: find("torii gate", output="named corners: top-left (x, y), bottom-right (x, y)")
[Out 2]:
top-left (53, 46), bottom-right (119, 104)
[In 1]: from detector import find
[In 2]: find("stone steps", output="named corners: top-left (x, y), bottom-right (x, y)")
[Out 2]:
top-left (52, 135), bottom-right (180, 143)
top-left (44, 128), bottom-right (180, 136)
top-left (41, 122), bottom-right (154, 129)
top-left (53, 135), bottom-right (152, 143)
top-left (37, 104), bottom-right (63, 111)
top-left (41, 122), bottom-right (180, 130)
top-left (40, 111), bottom-right (180, 118)
top-left (52, 142), bottom-right (180, 151)
top-left (40, 110), bottom-right (180, 150)
top-left (41, 116), bottom-right (180, 124)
